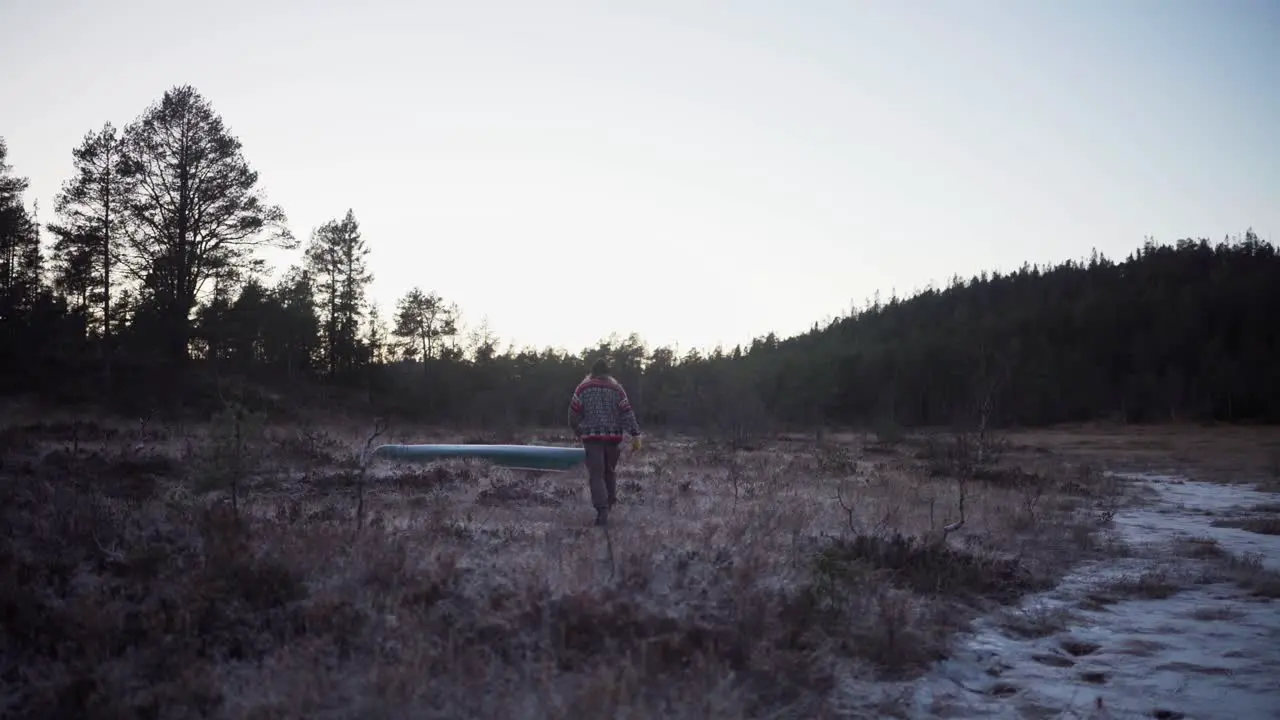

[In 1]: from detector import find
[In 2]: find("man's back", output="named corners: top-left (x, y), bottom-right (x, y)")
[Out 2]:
top-left (569, 376), bottom-right (640, 442)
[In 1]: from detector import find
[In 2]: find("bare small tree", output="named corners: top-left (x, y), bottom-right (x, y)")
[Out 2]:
top-left (206, 401), bottom-right (266, 517)
top-left (924, 340), bottom-right (1016, 545)
top-left (354, 417), bottom-right (388, 532)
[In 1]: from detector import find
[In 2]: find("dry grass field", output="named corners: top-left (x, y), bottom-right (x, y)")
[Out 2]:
top-left (3, 412), bottom-right (1277, 719)
top-left (1003, 423), bottom-right (1280, 488)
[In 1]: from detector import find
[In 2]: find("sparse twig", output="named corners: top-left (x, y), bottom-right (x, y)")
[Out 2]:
top-left (231, 406), bottom-right (243, 516)
top-left (835, 480), bottom-right (859, 535)
top-left (729, 455), bottom-right (741, 506)
top-left (923, 355), bottom-right (1002, 545)
top-left (924, 444), bottom-right (968, 546)
top-left (93, 532), bottom-right (125, 565)
top-left (360, 416), bottom-right (389, 463)
top-left (941, 476), bottom-right (966, 539)
top-left (835, 458), bottom-right (898, 537)
top-left (355, 417), bottom-right (389, 532)
top-left (1021, 475), bottom-right (1046, 518)
top-left (202, 400), bottom-right (265, 519)
top-left (135, 409), bottom-right (155, 453)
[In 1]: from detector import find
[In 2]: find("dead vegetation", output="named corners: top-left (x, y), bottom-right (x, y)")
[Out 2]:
top-left (1185, 605), bottom-right (1246, 622)
top-left (1209, 515), bottom-right (1280, 536)
top-left (1173, 535), bottom-right (1280, 598)
top-left (1093, 567), bottom-right (1185, 602)
top-left (994, 604), bottom-right (1078, 640)
top-left (1209, 551), bottom-right (1280, 599)
top-left (1005, 424), bottom-right (1280, 486)
top-left (1090, 536), bottom-right (1280, 606)
top-left (0, 415), bottom-right (1124, 718)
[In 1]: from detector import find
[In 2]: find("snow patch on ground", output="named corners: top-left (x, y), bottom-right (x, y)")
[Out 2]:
top-left (902, 473), bottom-right (1280, 719)
top-left (1114, 474), bottom-right (1280, 571)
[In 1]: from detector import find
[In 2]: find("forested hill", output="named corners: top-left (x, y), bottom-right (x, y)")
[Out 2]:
top-left (750, 233), bottom-right (1280, 428)
top-left (2, 85), bottom-right (1277, 429)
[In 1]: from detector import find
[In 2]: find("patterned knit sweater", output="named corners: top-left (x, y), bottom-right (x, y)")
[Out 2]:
top-left (568, 376), bottom-right (641, 442)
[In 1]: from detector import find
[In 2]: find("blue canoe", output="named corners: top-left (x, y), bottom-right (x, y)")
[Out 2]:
top-left (372, 443), bottom-right (586, 472)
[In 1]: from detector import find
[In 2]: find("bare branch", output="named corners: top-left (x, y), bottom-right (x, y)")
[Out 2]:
top-left (941, 477), bottom-right (966, 538)
top-left (835, 480), bottom-right (860, 535)
top-left (364, 417), bottom-right (389, 455)
top-left (355, 417), bottom-right (390, 533)
top-left (94, 533), bottom-right (126, 565)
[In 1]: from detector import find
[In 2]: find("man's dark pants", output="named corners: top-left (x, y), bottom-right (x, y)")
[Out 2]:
top-left (583, 439), bottom-right (621, 509)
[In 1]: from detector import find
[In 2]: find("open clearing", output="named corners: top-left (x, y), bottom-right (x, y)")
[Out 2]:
top-left (2, 419), bottom-right (1279, 719)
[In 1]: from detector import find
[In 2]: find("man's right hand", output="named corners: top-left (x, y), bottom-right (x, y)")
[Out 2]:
top-left (630, 435), bottom-right (642, 452)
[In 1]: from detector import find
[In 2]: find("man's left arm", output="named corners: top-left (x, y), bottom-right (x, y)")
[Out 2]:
top-left (617, 388), bottom-right (641, 437)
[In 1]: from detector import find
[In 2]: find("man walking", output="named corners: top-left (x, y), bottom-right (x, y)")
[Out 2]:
top-left (568, 358), bottom-right (642, 526)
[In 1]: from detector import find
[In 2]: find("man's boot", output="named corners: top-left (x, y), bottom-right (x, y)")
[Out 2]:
top-left (594, 506), bottom-right (609, 527)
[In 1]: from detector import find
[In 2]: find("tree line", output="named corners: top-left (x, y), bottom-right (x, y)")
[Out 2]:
top-left (2, 84), bottom-right (1277, 430)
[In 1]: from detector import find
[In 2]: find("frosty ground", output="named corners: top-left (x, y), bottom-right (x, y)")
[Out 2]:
top-left (2, 415), bottom-right (1278, 719)
top-left (910, 473), bottom-right (1280, 719)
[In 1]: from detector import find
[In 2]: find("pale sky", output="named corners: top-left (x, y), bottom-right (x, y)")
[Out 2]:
top-left (2, 0), bottom-right (1277, 354)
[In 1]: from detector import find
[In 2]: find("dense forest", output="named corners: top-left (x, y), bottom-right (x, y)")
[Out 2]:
top-left (2, 85), bottom-right (1277, 431)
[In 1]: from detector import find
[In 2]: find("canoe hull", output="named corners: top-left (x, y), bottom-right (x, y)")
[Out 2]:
top-left (372, 443), bottom-right (586, 472)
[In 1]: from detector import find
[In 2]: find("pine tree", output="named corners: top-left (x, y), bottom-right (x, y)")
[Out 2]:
top-left (366, 301), bottom-right (389, 366)
top-left (305, 209), bottom-right (372, 378)
top-left (0, 138), bottom-right (43, 315)
top-left (118, 85), bottom-right (293, 364)
top-left (47, 123), bottom-right (129, 340)
top-left (268, 266), bottom-right (321, 378)
top-left (392, 286), bottom-right (457, 362)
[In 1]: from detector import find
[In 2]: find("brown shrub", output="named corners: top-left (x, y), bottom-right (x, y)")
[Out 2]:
top-left (813, 532), bottom-right (1043, 603)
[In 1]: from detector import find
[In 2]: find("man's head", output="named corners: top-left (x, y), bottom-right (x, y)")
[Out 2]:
top-left (590, 357), bottom-right (611, 377)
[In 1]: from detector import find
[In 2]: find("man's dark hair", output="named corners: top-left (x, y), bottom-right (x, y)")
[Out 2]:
top-left (590, 357), bottom-right (611, 377)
